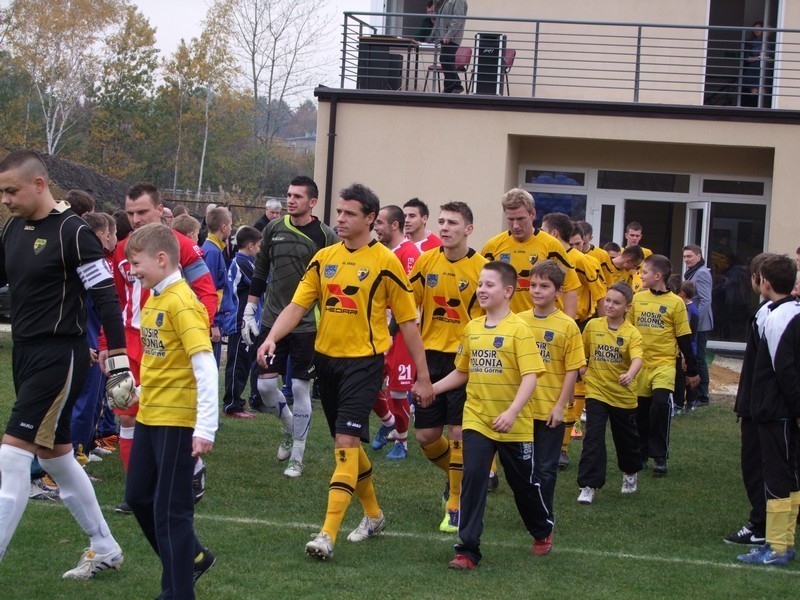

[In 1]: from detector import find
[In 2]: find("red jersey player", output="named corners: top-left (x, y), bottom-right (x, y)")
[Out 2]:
top-left (372, 205), bottom-right (421, 459)
top-left (404, 198), bottom-right (442, 253)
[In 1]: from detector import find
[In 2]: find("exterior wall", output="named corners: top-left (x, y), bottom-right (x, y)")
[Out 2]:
top-left (469, 1), bottom-right (709, 25)
top-left (315, 99), bottom-right (798, 255)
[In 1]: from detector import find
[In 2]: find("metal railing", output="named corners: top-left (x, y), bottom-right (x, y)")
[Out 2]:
top-left (338, 12), bottom-right (800, 109)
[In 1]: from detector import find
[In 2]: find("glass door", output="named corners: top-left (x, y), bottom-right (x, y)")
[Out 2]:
top-left (685, 201), bottom-right (711, 257)
top-left (587, 196), bottom-right (624, 248)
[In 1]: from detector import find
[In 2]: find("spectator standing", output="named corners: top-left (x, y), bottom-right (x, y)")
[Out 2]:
top-left (432, 0), bottom-right (468, 94)
top-left (683, 244), bottom-right (714, 406)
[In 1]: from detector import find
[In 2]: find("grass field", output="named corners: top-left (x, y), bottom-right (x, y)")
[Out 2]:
top-left (0, 330), bottom-right (797, 599)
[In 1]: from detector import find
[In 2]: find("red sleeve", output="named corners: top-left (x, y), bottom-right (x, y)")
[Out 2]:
top-left (175, 231), bottom-right (217, 326)
top-left (112, 238), bottom-right (129, 307)
top-left (97, 328), bottom-right (107, 352)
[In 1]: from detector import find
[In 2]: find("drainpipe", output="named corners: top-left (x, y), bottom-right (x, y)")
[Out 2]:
top-left (323, 96), bottom-right (339, 225)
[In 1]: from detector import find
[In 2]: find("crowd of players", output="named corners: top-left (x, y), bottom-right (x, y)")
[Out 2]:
top-left (2, 147), bottom-right (800, 598)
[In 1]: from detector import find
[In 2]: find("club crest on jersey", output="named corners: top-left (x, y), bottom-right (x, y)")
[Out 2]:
top-left (357, 267), bottom-right (370, 281)
top-left (493, 337), bottom-right (504, 348)
top-left (544, 330), bottom-right (554, 342)
top-left (156, 312), bottom-right (164, 327)
top-left (324, 264), bottom-right (338, 278)
top-left (659, 305), bottom-right (667, 314)
top-left (33, 238), bottom-right (47, 254)
top-left (427, 274), bottom-right (439, 287)
top-left (458, 278), bottom-right (468, 291)
top-left (617, 336), bottom-right (624, 347)
top-left (499, 253), bottom-right (511, 263)
top-left (529, 253), bottom-right (539, 265)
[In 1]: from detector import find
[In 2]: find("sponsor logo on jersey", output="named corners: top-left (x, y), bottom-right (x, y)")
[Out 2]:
top-left (33, 238), bottom-right (47, 254)
top-left (544, 330), bottom-right (554, 342)
top-left (493, 336), bottom-right (504, 348)
top-left (426, 274), bottom-right (438, 287)
top-left (357, 267), bottom-right (369, 281)
top-left (617, 336), bottom-right (624, 346)
top-left (324, 264), bottom-right (338, 278)
top-left (458, 278), bottom-right (468, 291)
top-left (659, 305), bottom-right (667, 314)
top-left (499, 253), bottom-right (511, 263)
top-left (156, 312), bottom-right (164, 327)
top-left (432, 295), bottom-right (461, 322)
top-left (326, 284), bottom-right (359, 313)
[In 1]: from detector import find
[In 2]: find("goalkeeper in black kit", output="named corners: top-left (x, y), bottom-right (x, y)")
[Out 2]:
top-left (0, 150), bottom-right (135, 579)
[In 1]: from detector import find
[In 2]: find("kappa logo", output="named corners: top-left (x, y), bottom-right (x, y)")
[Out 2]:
top-left (493, 336), bottom-right (504, 348)
top-left (324, 264), bottom-right (338, 278)
top-left (357, 267), bottom-right (370, 281)
top-left (616, 336), bottom-right (624, 347)
top-left (544, 330), bottom-right (554, 342)
top-left (458, 278), bottom-right (469, 292)
top-left (33, 238), bottom-right (47, 254)
top-left (426, 274), bottom-right (439, 287)
top-left (499, 253), bottom-right (511, 263)
top-left (659, 305), bottom-right (667, 314)
top-left (326, 284), bottom-right (359, 312)
top-left (432, 295), bottom-right (461, 320)
top-left (156, 312), bottom-right (164, 327)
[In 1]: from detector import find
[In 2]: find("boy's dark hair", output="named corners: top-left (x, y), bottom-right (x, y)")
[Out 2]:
top-left (403, 197), bottom-right (429, 218)
top-left (66, 189), bottom-right (95, 216)
top-left (667, 274), bottom-right (682, 294)
top-left (681, 280), bottom-right (696, 299)
top-left (100, 212), bottom-right (116, 232)
top-left (683, 244), bottom-right (702, 255)
top-left (126, 223), bottom-right (179, 264)
top-left (483, 260), bottom-right (518, 293)
top-left (530, 259), bottom-right (566, 289)
top-left (236, 225), bottom-right (261, 248)
top-left (644, 254), bottom-right (673, 280)
top-left (626, 221), bottom-right (643, 233)
top-left (750, 252), bottom-right (774, 278)
top-left (290, 175), bottom-right (319, 200)
top-left (172, 204), bottom-right (189, 217)
top-left (172, 214), bottom-right (201, 238)
top-left (0, 149), bottom-right (48, 179)
top-left (82, 212), bottom-right (108, 233)
top-left (760, 254), bottom-right (797, 295)
top-left (127, 182), bottom-right (160, 205)
top-left (206, 206), bottom-right (231, 233)
top-left (340, 183), bottom-right (380, 224)
top-left (381, 205), bottom-right (405, 230)
top-left (607, 281), bottom-right (634, 304)
top-left (604, 241), bottom-right (621, 253)
top-left (541, 212), bottom-right (574, 241)
top-left (440, 201), bottom-right (473, 225)
top-left (113, 210), bottom-right (133, 242)
top-left (621, 245), bottom-right (645, 262)
top-left (576, 220), bottom-right (593, 236)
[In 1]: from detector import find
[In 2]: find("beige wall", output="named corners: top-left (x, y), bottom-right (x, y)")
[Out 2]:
top-left (316, 99), bottom-right (798, 255)
top-left (469, 1), bottom-right (708, 25)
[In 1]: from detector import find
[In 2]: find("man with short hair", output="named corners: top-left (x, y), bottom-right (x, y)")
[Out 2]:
top-left (0, 150), bottom-right (133, 577)
top-left (482, 188), bottom-right (580, 317)
top-left (624, 222), bottom-right (652, 292)
top-left (242, 176), bottom-right (338, 477)
top-left (683, 244), bottom-right (714, 406)
top-left (432, 0), bottom-right (468, 94)
top-left (403, 198), bottom-right (441, 252)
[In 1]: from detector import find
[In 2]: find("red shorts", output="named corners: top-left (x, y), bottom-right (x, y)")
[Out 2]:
top-left (385, 330), bottom-right (415, 392)
top-left (114, 328), bottom-right (142, 417)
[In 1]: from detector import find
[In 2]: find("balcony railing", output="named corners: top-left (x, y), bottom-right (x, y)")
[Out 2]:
top-left (338, 12), bottom-right (800, 110)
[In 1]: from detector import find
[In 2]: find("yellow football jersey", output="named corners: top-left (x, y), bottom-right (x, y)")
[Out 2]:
top-left (138, 279), bottom-right (212, 429)
top-left (601, 257), bottom-right (637, 288)
top-left (582, 318), bottom-right (643, 408)
top-left (629, 289), bottom-right (692, 366)
top-left (455, 312), bottom-right (545, 442)
top-left (568, 248), bottom-right (606, 322)
top-left (292, 240), bottom-right (418, 358)
top-left (518, 309), bottom-right (585, 420)
top-left (586, 245), bottom-right (611, 280)
top-left (409, 247), bottom-right (486, 353)
top-left (482, 229), bottom-right (581, 314)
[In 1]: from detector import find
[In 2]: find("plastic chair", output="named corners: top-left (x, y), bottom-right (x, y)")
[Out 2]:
top-left (501, 48), bottom-right (516, 96)
top-left (423, 45), bottom-right (473, 93)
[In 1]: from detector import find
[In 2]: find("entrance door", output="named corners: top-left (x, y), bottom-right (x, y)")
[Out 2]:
top-left (588, 197), bottom-right (624, 249)
top-left (685, 201), bottom-right (711, 258)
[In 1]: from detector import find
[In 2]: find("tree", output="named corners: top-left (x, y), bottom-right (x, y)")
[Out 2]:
top-left (5, 0), bottom-right (126, 154)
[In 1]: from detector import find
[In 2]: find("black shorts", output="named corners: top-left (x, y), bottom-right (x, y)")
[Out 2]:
top-left (6, 337), bottom-right (89, 449)
top-left (414, 350), bottom-right (466, 429)
top-left (315, 353), bottom-right (384, 442)
top-left (256, 328), bottom-right (316, 379)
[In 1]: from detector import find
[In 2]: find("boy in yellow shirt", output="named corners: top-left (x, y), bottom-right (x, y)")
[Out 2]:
top-left (124, 224), bottom-right (218, 598)
top-left (577, 282), bottom-right (644, 504)
top-left (432, 261), bottom-right (552, 570)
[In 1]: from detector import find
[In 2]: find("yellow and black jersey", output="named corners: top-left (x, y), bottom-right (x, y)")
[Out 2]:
top-left (624, 246), bottom-right (652, 292)
top-left (409, 247), bottom-right (486, 353)
top-left (138, 279), bottom-right (212, 428)
top-left (518, 309), bottom-right (584, 420)
top-left (292, 240), bottom-right (417, 357)
top-left (482, 229), bottom-right (580, 314)
top-left (629, 289), bottom-right (691, 366)
top-left (455, 312), bottom-right (545, 442)
top-left (582, 318), bottom-right (643, 408)
top-left (586, 245), bottom-right (611, 283)
top-left (600, 258), bottom-right (636, 289)
top-left (568, 248), bottom-right (606, 322)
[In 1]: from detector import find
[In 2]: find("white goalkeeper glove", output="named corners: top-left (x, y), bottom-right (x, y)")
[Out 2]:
top-left (105, 355), bottom-right (136, 409)
top-left (241, 302), bottom-right (260, 346)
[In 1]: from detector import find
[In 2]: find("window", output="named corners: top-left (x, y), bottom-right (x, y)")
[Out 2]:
top-left (597, 170), bottom-right (690, 193)
top-left (702, 179), bottom-right (765, 196)
top-left (525, 170), bottom-right (586, 186)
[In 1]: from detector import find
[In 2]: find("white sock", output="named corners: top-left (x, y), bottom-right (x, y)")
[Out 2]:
top-left (257, 377), bottom-right (293, 431)
top-left (39, 453), bottom-right (118, 555)
top-left (119, 426), bottom-right (135, 440)
top-left (0, 445), bottom-right (34, 559)
top-left (291, 379), bottom-right (312, 444)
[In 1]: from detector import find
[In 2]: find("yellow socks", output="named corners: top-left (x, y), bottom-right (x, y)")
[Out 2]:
top-left (422, 436), bottom-right (451, 473)
top-left (447, 440), bottom-right (463, 513)
top-left (766, 497), bottom-right (793, 553)
top-left (355, 446), bottom-right (381, 519)
top-left (321, 448), bottom-right (359, 543)
top-left (788, 491), bottom-right (800, 549)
